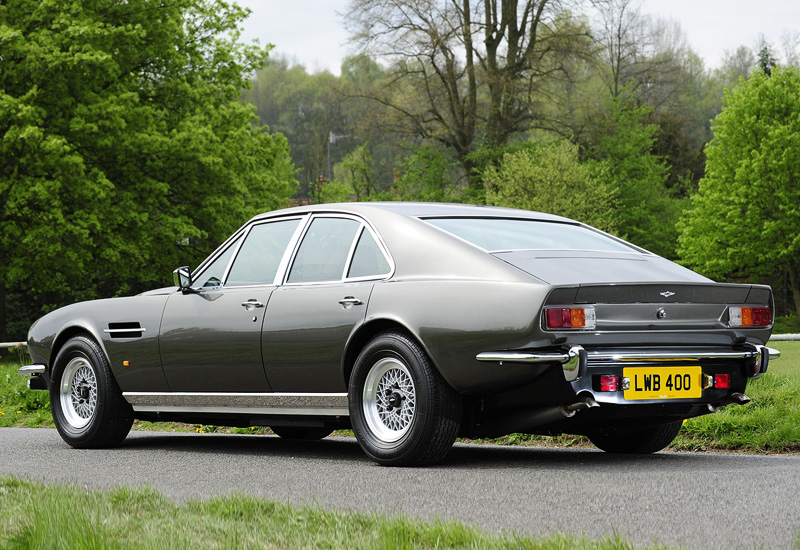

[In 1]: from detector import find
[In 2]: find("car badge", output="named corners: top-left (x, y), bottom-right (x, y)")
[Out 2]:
top-left (660, 291), bottom-right (675, 298)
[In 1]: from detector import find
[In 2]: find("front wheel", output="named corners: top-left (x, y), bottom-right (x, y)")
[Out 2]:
top-left (349, 331), bottom-right (462, 466)
top-left (50, 336), bottom-right (133, 448)
top-left (588, 420), bottom-right (683, 454)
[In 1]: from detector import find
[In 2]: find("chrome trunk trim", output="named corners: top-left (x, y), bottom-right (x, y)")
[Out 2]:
top-left (123, 392), bottom-right (349, 416)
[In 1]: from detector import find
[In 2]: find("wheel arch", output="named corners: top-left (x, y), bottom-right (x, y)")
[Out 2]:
top-left (342, 319), bottom-right (438, 389)
top-left (50, 325), bottom-right (108, 376)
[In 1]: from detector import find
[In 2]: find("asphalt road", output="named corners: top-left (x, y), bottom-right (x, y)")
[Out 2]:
top-left (1, 428), bottom-right (798, 549)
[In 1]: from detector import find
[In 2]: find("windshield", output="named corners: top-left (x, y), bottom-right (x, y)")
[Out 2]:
top-left (424, 217), bottom-right (641, 253)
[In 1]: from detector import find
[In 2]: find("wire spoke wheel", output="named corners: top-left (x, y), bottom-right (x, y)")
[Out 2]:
top-left (51, 336), bottom-right (133, 448)
top-left (349, 331), bottom-right (462, 466)
top-left (59, 357), bottom-right (98, 429)
top-left (363, 357), bottom-right (417, 443)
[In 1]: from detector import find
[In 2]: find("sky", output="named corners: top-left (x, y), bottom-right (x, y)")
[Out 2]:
top-left (236, 0), bottom-right (800, 75)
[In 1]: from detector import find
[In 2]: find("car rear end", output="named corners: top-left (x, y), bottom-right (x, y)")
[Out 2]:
top-left (474, 280), bottom-right (778, 441)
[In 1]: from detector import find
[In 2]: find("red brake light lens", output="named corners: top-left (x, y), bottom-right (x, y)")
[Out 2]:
top-left (728, 306), bottom-right (772, 327)
top-left (544, 306), bottom-right (596, 329)
top-left (599, 375), bottom-right (620, 392)
top-left (714, 374), bottom-right (731, 389)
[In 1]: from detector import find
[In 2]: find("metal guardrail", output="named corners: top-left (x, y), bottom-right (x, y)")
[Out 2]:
top-left (1, 342), bottom-right (26, 348)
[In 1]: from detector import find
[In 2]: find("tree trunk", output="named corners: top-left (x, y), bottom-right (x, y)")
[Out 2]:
top-left (0, 280), bottom-right (6, 343)
top-left (788, 265), bottom-right (800, 322)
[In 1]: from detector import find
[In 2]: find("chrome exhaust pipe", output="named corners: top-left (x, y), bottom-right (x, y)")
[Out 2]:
top-left (707, 392), bottom-right (750, 413)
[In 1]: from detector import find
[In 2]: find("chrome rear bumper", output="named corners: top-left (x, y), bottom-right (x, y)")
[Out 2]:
top-left (476, 345), bottom-right (780, 380)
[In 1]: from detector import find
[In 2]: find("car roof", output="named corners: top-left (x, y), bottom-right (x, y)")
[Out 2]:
top-left (252, 202), bottom-right (576, 224)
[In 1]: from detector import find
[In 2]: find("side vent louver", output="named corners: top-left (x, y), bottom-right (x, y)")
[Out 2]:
top-left (104, 322), bottom-right (146, 339)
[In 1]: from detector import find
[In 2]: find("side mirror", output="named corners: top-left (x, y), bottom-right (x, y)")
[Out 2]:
top-left (173, 266), bottom-right (192, 290)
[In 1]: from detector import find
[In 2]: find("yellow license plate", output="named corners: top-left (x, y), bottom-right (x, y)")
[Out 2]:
top-left (623, 366), bottom-right (703, 400)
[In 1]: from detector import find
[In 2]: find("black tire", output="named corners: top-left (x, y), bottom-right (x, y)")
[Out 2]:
top-left (270, 426), bottom-right (333, 440)
top-left (50, 336), bottom-right (133, 448)
top-left (348, 331), bottom-right (462, 466)
top-left (588, 420), bottom-right (683, 454)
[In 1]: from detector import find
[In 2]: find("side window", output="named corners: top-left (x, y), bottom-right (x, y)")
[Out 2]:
top-left (194, 234), bottom-right (242, 288)
top-left (288, 217), bottom-right (360, 283)
top-left (348, 229), bottom-right (391, 279)
top-left (226, 219), bottom-right (301, 286)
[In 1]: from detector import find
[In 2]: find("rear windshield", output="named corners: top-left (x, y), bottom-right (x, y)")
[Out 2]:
top-left (424, 217), bottom-right (640, 253)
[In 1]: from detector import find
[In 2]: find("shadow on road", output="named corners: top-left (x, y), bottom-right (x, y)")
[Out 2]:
top-left (118, 431), bottom-right (765, 471)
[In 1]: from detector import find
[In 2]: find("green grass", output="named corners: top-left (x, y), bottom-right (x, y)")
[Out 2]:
top-left (4, 342), bottom-right (800, 453)
top-left (0, 347), bottom-right (52, 428)
top-left (0, 476), bottom-right (672, 550)
top-left (773, 312), bottom-right (800, 334)
top-left (671, 340), bottom-right (800, 452)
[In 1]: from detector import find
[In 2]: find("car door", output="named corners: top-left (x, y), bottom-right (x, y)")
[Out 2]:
top-left (159, 217), bottom-right (303, 392)
top-left (262, 215), bottom-right (393, 392)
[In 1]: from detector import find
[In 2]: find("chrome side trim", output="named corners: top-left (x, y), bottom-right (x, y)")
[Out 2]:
top-left (103, 328), bottom-right (146, 334)
top-left (123, 392), bottom-right (349, 416)
top-left (18, 364), bottom-right (46, 376)
top-left (476, 346), bottom-right (587, 381)
top-left (476, 351), bottom-right (572, 363)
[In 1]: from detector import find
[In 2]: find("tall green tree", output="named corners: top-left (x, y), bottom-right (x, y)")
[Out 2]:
top-left (678, 66), bottom-right (800, 318)
top-left (583, 92), bottom-right (683, 258)
top-left (0, 0), bottom-right (297, 340)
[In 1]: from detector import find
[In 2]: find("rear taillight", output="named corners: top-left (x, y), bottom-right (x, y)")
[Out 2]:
top-left (713, 374), bottom-right (731, 389)
top-left (544, 306), bottom-right (596, 330)
top-left (728, 306), bottom-right (772, 327)
top-left (599, 375), bottom-right (620, 392)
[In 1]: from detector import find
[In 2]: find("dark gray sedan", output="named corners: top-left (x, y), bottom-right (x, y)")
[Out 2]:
top-left (20, 202), bottom-right (779, 465)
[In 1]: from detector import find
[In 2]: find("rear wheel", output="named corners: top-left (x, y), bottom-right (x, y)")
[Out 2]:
top-left (50, 336), bottom-right (133, 448)
top-left (349, 331), bottom-right (462, 466)
top-left (270, 426), bottom-right (333, 440)
top-left (588, 420), bottom-right (683, 454)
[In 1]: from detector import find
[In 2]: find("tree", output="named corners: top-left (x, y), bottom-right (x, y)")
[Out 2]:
top-left (591, 0), bottom-right (693, 112)
top-left (343, 0), bottom-right (591, 183)
top-left (484, 141), bottom-right (619, 233)
top-left (678, 66), bottom-right (800, 317)
top-left (390, 146), bottom-right (461, 202)
top-left (0, 0), bottom-right (297, 340)
top-left (582, 92), bottom-right (683, 258)
top-left (334, 143), bottom-right (376, 201)
top-left (245, 57), bottom-right (344, 199)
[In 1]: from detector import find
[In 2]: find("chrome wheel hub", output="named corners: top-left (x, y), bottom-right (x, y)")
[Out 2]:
top-left (362, 357), bottom-right (416, 442)
top-left (59, 357), bottom-right (98, 429)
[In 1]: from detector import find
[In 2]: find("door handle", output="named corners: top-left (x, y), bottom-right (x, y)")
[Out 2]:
top-left (241, 300), bottom-right (265, 310)
top-left (338, 297), bottom-right (363, 308)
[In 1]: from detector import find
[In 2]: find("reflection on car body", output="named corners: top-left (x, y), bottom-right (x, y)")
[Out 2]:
top-left (20, 203), bottom-right (779, 465)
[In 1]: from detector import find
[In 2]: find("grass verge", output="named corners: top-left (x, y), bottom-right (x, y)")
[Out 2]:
top-left (3, 342), bottom-right (799, 452)
top-left (0, 476), bottom-right (670, 550)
